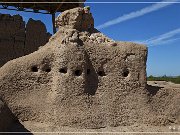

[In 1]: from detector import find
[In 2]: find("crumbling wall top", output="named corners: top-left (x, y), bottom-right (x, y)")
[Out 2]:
top-left (55, 7), bottom-right (94, 31)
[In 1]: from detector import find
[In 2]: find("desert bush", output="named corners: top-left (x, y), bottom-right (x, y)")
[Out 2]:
top-left (147, 75), bottom-right (180, 84)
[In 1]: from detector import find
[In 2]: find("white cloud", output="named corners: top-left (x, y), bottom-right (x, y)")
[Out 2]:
top-left (144, 28), bottom-right (180, 45)
top-left (96, 0), bottom-right (179, 29)
top-left (134, 28), bottom-right (180, 47)
top-left (148, 37), bottom-right (180, 47)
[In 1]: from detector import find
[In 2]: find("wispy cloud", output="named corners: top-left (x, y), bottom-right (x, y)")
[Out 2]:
top-left (148, 37), bottom-right (180, 47)
top-left (96, 0), bottom-right (179, 29)
top-left (134, 28), bottom-right (180, 47)
top-left (145, 28), bottom-right (180, 45)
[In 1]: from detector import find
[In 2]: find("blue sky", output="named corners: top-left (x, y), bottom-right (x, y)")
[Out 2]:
top-left (0, 0), bottom-right (180, 76)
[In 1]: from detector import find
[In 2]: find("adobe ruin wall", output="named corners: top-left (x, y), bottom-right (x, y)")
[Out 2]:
top-left (0, 14), bottom-right (51, 67)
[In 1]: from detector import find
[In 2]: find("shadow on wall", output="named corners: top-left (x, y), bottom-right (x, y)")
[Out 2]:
top-left (9, 121), bottom-right (33, 134)
top-left (0, 99), bottom-right (32, 133)
top-left (84, 51), bottom-right (99, 95)
top-left (0, 14), bottom-right (51, 68)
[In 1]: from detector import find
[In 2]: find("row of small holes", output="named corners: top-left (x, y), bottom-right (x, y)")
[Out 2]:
top-left (59, 68), bottom-right (106, 76)
top-left (32, 66), bottom-right (129, 77)
top-left (30, 67), bottom-right (81, 76)
top-left (31, 66), bottom-right (51, 73)
top-left (59, 68), bottom-right (83, 76)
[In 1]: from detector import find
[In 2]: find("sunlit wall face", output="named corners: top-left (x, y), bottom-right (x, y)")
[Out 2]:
top-left (87, 0), bottom-right (180, 77)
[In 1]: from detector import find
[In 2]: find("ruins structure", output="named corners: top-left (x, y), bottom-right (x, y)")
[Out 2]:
top-left (0, 14), bottom-right (51, 67)
top-left (0, 7), bottom-right (179, 133)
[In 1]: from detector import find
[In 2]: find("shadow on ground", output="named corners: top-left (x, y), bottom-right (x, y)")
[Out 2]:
top-left (146, 84), bottom-right (164, 96)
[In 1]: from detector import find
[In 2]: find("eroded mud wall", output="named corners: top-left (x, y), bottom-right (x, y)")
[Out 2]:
top-left (0, 14), bottom-right (51, 67)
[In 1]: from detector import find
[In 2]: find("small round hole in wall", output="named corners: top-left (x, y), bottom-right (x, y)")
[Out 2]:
top-left (42, 65), bottom-right (51, 73)
top-left (109, 42), bottom-right (117, 47)
top-left (75, 70), bottom-right (82, 76)
top-left (87, 69), bottom-right (90, 75)
top-left (45, 68), bottom-right (51, 72)
top-left (122, 69), bottom-right (129, 77)
top-left (98, 71), bottom-right (106, 76)
top-left (59, 68), bottom-right (67, 74)
top-left (31, 66), bottom-right (38, 72)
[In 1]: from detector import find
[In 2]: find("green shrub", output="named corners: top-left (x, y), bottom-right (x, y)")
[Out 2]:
top-left (147, 75), bottom-right (180, 84)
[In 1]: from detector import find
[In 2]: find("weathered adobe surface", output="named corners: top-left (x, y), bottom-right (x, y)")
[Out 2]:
top-left (0, 7), bottom-right (179, 133)
top-left (0, 14), bottom-right (51, 67)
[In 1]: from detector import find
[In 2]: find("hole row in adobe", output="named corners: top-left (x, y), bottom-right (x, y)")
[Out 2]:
top-left (31, 66), bottom-right (129, 77)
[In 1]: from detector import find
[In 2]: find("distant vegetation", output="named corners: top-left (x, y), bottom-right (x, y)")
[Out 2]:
top-left (147, 75), bottom-right (180, 84)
